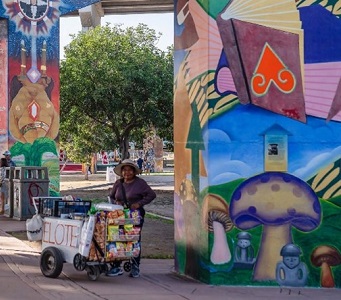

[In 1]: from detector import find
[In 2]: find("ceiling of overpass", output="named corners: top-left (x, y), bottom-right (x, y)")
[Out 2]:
top-left (67, 0), bottom-right (174, 16)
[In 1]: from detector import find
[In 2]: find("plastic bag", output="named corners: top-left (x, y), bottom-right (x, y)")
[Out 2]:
top-left (79, 215), bottom-right (96, 257)
top-left (94, 203), bottom-right (123, 211)
top-left (26, 214), bottom-right (43, 241)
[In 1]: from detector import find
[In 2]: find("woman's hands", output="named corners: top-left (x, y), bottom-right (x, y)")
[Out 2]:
top-left (130, 203), bottom-right (140, 210)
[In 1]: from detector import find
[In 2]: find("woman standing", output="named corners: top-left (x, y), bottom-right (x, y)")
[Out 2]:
top-left (108, 159), bottom-right (156, 278)
top-left (0, 158), bottom-right (9, 214)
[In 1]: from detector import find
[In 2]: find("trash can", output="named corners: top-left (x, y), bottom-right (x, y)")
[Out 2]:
top-left (12, 167), bottom-right (50, 220)
top-left (106, 166), bottom-right (116, 183)
top-left (3, 167), bottom-right (15, 218)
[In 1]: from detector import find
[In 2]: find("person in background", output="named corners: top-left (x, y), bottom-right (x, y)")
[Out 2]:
top-left (0, 158), bottom-right (9, 214)
top-left (3, 151), bottom-right (16, 167)
top-left (108, 159), bottom-right (156, 278)
top-left (144, 159), bottom-right (151, 175)
top-left (136, 156), bottom-right (144, 172)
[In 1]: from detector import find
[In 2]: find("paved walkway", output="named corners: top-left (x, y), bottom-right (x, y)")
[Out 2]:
top-left (0, 174), bottom-right (339, 299)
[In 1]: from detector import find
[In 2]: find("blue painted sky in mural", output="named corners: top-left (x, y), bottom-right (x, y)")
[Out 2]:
top-left (204, 104), bottom-right (341, 187)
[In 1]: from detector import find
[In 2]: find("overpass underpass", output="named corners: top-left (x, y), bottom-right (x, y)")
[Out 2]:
top-left (64, 0), bottom-right (174, 30)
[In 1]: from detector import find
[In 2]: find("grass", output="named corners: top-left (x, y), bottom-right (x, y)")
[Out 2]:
top-left (7, 231), bottom-right (30, 241)
top-left (145, 213), bottom-right (174, 224)
top-left (143, 253), bottom-right (174, 259)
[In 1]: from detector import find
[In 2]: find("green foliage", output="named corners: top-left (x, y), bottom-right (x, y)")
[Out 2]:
top-left (60, 24), bottom-right (173, 161)
top-left (11, 138), bottom-right (57, 166)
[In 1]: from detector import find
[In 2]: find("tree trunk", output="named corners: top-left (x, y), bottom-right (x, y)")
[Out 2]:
top-left (119, 135), bottom-right (130, 160)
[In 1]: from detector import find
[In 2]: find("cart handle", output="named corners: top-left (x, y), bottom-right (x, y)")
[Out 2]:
top-left (32, 197), bottom-right (39, 214)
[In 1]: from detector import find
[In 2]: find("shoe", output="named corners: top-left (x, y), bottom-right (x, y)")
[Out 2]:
top-left (129, 265), bottom-right (140, 278)
top-left (106, 267), bottom-right (123, 277)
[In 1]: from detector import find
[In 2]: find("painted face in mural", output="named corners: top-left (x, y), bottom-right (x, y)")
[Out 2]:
top-left (283, 256), bottom-right (300, 269)
top-left (237, 238), bottom-right (251, 249)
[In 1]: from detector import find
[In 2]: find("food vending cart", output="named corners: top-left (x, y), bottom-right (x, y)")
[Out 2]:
top-left (34, 198), bottom-right (141, 281)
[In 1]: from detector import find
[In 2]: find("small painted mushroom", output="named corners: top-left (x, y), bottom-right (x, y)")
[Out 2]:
top-left (202, 194), bottom-right (233, 264)
top-left (230, 172), bottom-right (321, 281)
top-left (311, 245), bottom-right (341, 288)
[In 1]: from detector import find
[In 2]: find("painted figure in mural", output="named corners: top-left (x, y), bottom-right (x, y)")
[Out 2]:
top-left (0, 157), bottom-right (9, 214)
top-left (9, 79), bottom-right (59, 144)
top-left (234, 231), bottom-right (256, 269)
top-left (108, 159), bottom-right (156, 278)
top-left (276, 243), bottom-right (308, 287)
top-left (9, 41), bottom-right (59, 144)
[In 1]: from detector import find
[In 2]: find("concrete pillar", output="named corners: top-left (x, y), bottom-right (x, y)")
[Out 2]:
top-left (79, 2), bottom-right (104, 31)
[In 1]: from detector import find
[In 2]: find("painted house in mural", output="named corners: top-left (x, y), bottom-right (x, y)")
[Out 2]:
top-left (174, 0), bottom-right (341, 288)
top-left (0, 0), bottom-right (99, 196)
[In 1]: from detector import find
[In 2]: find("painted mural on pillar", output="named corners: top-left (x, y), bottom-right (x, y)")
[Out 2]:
top-left (0, 0), bottom-right (99, 196)
top-left (174, 0), bottom-right (341, 288)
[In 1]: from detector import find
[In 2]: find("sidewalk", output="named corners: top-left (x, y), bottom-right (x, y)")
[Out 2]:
top-left (0, 220), bottom-right (339, 300)
top-left (0, 174), bottom-right (340, 299)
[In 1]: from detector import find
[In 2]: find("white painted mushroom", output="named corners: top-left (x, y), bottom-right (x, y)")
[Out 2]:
top-left (202, 194), bottom-right (233, 265)
top-left (230, 172), bottom-right (321, 281)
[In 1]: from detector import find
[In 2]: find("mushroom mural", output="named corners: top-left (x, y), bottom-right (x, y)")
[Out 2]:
top-left (230, 172), bottom-right (321, 281)
top-left (202, 194), bottom-right (234, 265)
top-left (311, 245), bottom-right (341, 288)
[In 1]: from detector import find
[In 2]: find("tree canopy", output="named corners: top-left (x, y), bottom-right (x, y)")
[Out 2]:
top-left (60, 23), bottom-right (173, 163)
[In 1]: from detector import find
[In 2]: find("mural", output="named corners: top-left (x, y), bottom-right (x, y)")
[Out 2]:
top-left (174, 0), bottom-right (341, 287)
top-left (0, 0), bottom-right (99, 196)
top-left (143, 130), bottom-right (164, 173)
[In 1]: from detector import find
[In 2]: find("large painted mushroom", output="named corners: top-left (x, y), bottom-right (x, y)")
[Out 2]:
top-left (311, 245), bottom-right (341, 288)
top-left (202, 194), bottom-right (233, 264)
top-left (230, 172), bottom-right (321, 281)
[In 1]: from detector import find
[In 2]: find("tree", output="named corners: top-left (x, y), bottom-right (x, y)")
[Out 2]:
top-left (60, 24), bottom-right (173, 162)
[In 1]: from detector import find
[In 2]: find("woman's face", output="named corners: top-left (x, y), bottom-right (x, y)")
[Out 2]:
top-left (121, 165), bottom-right (136, 181)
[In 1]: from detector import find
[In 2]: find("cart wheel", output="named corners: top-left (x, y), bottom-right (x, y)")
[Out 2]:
top-left (123, 261), bottom-right (131, 272)
top-left (73, 253), bottom-right (87, 271)
top-left (86, 266), bottom-right (100, 281)
top-left (40, 247), bottom-right (64, 278)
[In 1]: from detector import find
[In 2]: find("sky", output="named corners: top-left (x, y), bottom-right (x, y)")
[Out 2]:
top-left (59, 13), bottom-right (174, 58)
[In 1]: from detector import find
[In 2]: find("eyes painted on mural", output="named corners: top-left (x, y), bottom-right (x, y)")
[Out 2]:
top-left (237, 238), bottom-right (251, 249)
